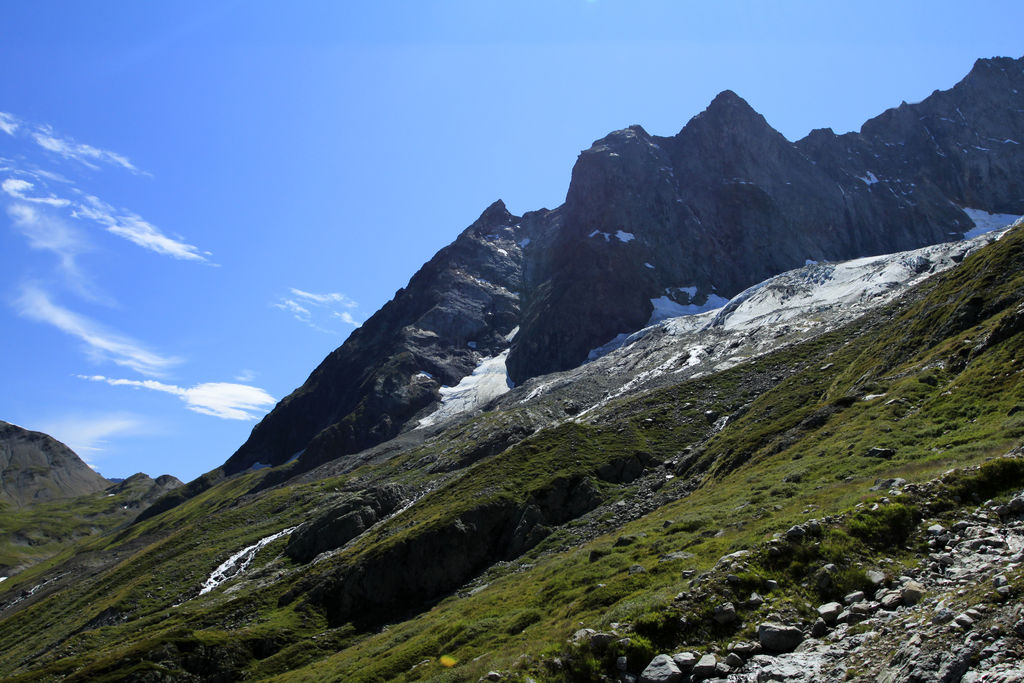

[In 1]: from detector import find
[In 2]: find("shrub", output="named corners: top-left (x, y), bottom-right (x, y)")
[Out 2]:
top-left (847, 503), bottom-right (918, 548)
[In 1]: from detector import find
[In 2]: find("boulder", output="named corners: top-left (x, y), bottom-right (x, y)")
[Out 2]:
top-left (865, 569), bottom-right (886, 587)
top-left (758, 622), bottom-right (804, 653)
top-left (570, 628), bottom-right (596, 643)
top-left (691, 654), bottom-right (717, 679)
top-left (639, 654), bottom-right (683, 683)
top-left (729, 641), bottom-right (760, 658)
top-left (817, 601), bottom-right (843, 625)
top-left (879, 591), bottom-right (903, 610)
top-left (901, 581), bottom-right (926, 605)
top-left (713, 601), bottom-right (737, 625)
top-left (671, 652), bottom-right (697, 671)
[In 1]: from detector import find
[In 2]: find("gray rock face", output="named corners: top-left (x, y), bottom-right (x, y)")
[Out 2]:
top-left (758, 622), bottom-right (805, 653)
top-left (0, 421), bottom-right (109, 507)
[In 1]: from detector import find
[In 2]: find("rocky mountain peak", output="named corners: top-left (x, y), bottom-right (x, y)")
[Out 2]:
top-left (472, 198), bottom-right (514, 228)
top-left (680, 88), bottom-right (778, 140)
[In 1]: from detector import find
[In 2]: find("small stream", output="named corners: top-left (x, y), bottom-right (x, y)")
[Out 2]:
top-left (199, 526), bottom-right (297, 595)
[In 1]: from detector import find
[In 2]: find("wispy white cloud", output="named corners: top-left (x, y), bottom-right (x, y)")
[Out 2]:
top-left (31, 125), bottom-right (143, 174)
top-left (289, 288), bottom-right (358, 308)
top-left (234, 369), bottom-right (256, 382)
top-left (80, 375), bottom-right (276, 421)
top-left (273, 298), bottom-right (311, 322)
top-left (16, 285), bottom-right (181, 376)
top-left (0, 111), bottom-right (210, 262)
top-left (3, 177), bottom-right (72, 207)
top-left (5, 203), bottom-right (106, 300)
top-left (73, 193), bottom-right (210, 262)
top-left (36, 412), bottom-right (150, 458)
top-left (7, 203), bottom-right (89, 272)
top-left (335, 311), bottom-right (359, 326)
top-left (0, 112), bottom-right (18, 136)
top-left (275, 287), bottom-right (360, 332)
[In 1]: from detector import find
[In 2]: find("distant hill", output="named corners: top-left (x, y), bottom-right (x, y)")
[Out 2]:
top-left (0, 421), bottom-right (109, 508)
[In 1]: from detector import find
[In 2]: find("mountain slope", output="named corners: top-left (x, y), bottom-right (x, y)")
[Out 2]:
top-left (219, 56), bottom-right (1024, 488)
top-left (1, 219), bottom-right (1022, 682)
top-left (0, 421), bottom-right (108, 508)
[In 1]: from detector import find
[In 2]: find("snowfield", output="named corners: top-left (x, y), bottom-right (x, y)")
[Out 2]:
top-left (418, 350), bottom-right (514, 427)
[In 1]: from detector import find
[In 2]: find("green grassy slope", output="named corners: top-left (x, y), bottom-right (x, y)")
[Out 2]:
top-left (0, 226), bottom-right (1022, 682)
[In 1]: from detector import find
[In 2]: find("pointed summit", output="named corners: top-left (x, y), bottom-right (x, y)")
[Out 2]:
top-left (475, 199), bottom-right (514, 226)
top-left (682, 89), bottom-right (776, 138)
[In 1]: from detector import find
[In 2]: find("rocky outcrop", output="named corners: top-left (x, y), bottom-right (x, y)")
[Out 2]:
top-left (0, 421), bottom-right (108, 507)
top-left (297, 473), bottom-right (603, 627)
top-left (285, 484), bottom-right (408, 562)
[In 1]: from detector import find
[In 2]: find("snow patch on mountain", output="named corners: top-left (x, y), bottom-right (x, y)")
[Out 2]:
top-left (418, 350), bottom-right (514, 427)
top-left (588, 230), bottom-right (637, 243)
top-left (649, 294), bottom-right (730, 325)
top-left (961, 207), bottom-right (1021, 239)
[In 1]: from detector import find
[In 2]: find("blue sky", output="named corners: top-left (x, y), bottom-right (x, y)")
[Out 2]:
top-left (2, 1), bottom-right (1022, 482)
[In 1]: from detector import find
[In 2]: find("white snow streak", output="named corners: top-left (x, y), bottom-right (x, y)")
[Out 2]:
top-left (858, 171), bottom-right (880, 186)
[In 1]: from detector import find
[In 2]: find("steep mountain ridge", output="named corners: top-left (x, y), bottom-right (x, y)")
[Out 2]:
top-left (0, 421), bottom-right (108, 508)
top-left (221, 56), bottom-right (1024, 485)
